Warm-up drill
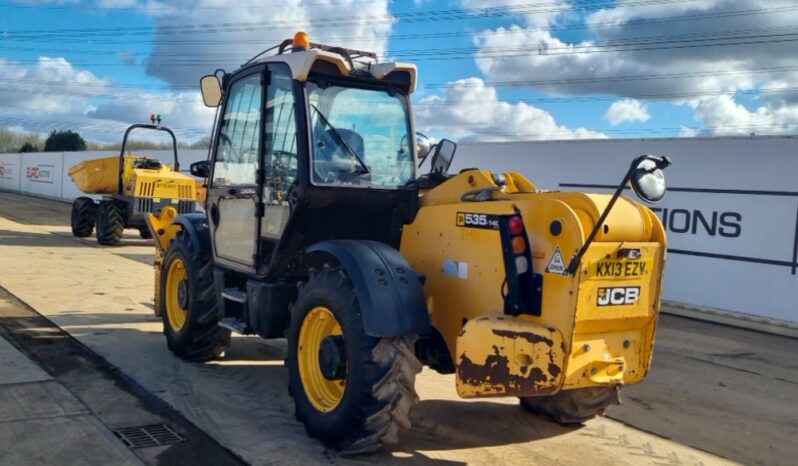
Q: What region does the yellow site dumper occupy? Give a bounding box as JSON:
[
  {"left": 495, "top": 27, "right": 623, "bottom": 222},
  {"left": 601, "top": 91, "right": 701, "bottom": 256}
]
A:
[{"left": 68, "top": 123, "right": 202, "bottom": 245}]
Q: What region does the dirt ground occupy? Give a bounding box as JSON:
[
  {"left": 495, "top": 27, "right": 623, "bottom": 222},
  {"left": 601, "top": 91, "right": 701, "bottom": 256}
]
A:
[{"left": 2, "top": 192, "right": 793, "bottom": 465}]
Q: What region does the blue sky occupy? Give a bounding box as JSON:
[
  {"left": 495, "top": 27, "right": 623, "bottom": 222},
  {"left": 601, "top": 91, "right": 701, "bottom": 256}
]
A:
[{"left": 1, "top": 0, "right": 797, "bottom": 144}]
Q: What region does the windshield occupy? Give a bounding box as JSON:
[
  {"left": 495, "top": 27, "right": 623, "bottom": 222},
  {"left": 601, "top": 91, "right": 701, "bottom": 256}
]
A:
[{"left": 307, "top": 82, "right": 414, "bottom": 187}]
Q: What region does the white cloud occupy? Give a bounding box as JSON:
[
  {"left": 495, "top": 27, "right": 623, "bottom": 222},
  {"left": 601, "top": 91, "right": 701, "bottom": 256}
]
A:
[
  {"left": 415, "top": 77, "right": 605, "bottom": 141},
  {"left": 463, "top": 0, "right": 798, "bottom": 135},
  {"left": 689, "top": 95, "right": 798, "bottom": 135},
  {"left": 0, "top": 56, "right": 215, "bottom": 144},
  {"left": 144, "top": 0, "right": 394, "bottom": 88},
  {"left": 87, "top": 91, "right": 214, "bottom": 136},
  {"left": 605, "top": 98, "right": 650, "bottom": 125},
  {"left": 0, "top": 57, "right": 109, "bottom": 114}
]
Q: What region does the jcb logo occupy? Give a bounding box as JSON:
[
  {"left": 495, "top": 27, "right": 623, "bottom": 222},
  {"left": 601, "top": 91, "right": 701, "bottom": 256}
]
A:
[
  {"left": 456, "top": 212, "right": 499, "bottom": 230},
  {"left": 597, "top": 287, "right": 640, "bottom": 306}
]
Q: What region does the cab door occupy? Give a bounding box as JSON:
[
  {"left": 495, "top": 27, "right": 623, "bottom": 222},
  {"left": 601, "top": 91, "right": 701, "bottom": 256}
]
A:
[{"left": 207, "top": 69, "right": 264, "bottom": 271}]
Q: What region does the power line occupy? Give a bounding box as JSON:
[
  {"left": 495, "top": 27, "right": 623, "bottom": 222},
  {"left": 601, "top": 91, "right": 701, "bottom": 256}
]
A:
[
  {"left": 0, "top": 0, "right": 696, "bottom": 39},
  {"left": 4, "top": 65, "right": 798, "bottom": 92},
  {"left": 4, "top": 83, "right": 798, "bottom": 106},
  {"left": 11, "top": 24, "right": 798, "bottom": 58}
]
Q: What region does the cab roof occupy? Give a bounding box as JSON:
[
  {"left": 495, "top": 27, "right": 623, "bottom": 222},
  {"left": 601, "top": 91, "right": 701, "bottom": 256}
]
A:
[{"left": 254, "top": 47, "right": 418, "bottom": 94}]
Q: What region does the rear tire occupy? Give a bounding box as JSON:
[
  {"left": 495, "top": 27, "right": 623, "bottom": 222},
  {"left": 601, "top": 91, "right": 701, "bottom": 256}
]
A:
[
  {"left": 96, "top": 200, "right": 125, "bottom": 245},
  {"left": 160, "top": 230, "right": 230, "bottom": 361},
  {"left": 70, "top": 197, "right": 96, "bottom": 237},
  {"left": 287, "top": 267, "right": 421, "bottom": 454},
  {"left": 520, "top": 386, "right": 620, "bottom": 424}
]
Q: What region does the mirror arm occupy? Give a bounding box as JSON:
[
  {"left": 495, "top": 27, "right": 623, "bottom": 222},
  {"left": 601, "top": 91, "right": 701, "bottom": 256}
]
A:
[{"left": 564, "top": 154, "right": 652, "bottom": 276}]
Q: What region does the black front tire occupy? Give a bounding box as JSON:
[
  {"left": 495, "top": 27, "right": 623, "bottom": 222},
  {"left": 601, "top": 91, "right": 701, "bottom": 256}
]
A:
[
  {"left": 520, "top": 387, "right": 620, "bottom": 424},
  {"left": 138, "top": 227, "right": 153, "bottom": 239},
  {"left": 161, "top": 230, "right": 230, "bottom": 361},
  {"left": 71, "top": 197, "right": 96, "bottom": 237},
  {"left": 96, "top": 200, "right": 125, "bottom": 245},
  {"left": 287, "top": 267, "right": 421, "bottom": 454}
]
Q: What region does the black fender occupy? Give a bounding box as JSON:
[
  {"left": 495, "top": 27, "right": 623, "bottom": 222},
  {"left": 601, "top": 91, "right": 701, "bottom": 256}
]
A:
[
  {"left": 306, "top": 240, "right": 430, "bottom": 338},
  {"left": 173, "top": 213, "right": 211, "bottom": 254}
]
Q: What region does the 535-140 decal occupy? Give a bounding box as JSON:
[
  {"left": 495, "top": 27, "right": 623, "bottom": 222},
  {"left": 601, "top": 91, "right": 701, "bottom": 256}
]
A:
[{"left": 456, "top": 212, "right": 500, "bottom": 230}]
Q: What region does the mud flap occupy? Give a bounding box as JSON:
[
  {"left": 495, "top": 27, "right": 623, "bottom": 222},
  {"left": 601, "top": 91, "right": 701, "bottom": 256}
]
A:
[{"left": 456, "top": 314, "right": 566, "bottom": 398}]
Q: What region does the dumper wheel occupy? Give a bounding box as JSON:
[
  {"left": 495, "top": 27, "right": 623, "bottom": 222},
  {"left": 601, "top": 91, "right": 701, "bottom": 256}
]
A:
[
  {"left": 161, "top": 230, "right": 230, "bottom": 361},
  {"left": 70, "top": 197, "right": 96, "bottom": 237},
  {"left": 138, "top": 227, "right": 152, "bottom": 239},
  {"left": 96, "top": 200, "right": 125, "bottom": 245},
  {"left": 520, "top": 387, "right": 620, "bottom": 424},
  {"left": 287, "top": 267, "right": 421, "bottom": 454}
]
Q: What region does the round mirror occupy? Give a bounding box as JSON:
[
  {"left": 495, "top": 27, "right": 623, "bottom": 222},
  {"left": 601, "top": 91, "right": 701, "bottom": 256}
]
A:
[
  {"left": 630, "top": 158, "right": 666, "bottom": 203},
  {"left": 415, "top": 132, "right": 433, "bottom": 160}
]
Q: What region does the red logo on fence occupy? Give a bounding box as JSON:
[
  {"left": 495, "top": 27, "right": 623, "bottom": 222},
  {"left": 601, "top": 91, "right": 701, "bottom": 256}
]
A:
[{"left": 26, "top": 167, "right": 40, "bottom": 179}]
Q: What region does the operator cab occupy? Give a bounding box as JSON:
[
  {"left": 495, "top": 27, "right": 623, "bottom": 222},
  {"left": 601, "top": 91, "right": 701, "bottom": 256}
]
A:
[{"left": 195, "top": 33, "right": 421, "bottom": 277}]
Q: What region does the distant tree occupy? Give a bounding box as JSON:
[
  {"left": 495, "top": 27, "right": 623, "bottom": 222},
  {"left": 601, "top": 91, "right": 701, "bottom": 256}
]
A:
[
  {"left": 19, "top": 142, "right": 39, "bottom": 153},
  {"left": 0, "top": 127, "right": 43, "bottom": 154},
  {"left": 44, "top": 130, "right": 87, "bottom": 152},
  {"left": 189, "top": 136, "right": 212, "bottom": 150}
]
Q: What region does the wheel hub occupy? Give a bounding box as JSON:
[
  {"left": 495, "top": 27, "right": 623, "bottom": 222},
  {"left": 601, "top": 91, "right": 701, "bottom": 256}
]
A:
[
  {"left": 318, "top": 335, "right": 346, "bottom": 380},
  {"left": 177, "top": 279, "right": 189, "bottom": 309}
]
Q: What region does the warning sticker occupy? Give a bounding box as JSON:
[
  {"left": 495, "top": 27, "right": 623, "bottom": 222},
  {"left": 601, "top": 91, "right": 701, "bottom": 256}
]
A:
[{"left": 545, "top": 246, "right": 567, "bottom": 275}]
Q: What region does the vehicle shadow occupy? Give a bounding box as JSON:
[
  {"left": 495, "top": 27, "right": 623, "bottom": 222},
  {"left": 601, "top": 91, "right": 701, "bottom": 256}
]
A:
[{"left": 29, "top": 313, "right": 582, "bottom": 465}]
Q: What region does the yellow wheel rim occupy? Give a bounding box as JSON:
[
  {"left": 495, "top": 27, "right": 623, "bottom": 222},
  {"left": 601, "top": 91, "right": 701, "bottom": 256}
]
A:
[
  {"left": 165, "top": 258, "right": 188, "bottom": 332},
  {"left": 298, "top": 306, "right": 346, "bottom": 412}
]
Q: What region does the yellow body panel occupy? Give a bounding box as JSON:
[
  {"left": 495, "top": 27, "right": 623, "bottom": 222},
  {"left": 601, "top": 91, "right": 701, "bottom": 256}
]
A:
[
  {"left": 148, "top": 206, "right": 181, "bottom": 317},
  {"left": 455, "top": 314, "right": 565, "bottom": 398},
  {"left": 69, "top": 155, "right": 198, "bottom": 202},
  {"left": 401, "top": 170, "right": 666, "bottom": 398},
  {"left": 68, "top": 156, "right": 124, "bottom": 194}
]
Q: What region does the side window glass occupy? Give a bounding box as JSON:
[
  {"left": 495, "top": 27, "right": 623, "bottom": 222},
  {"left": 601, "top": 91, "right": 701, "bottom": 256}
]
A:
[
  {"left": 264, "top": 66, "right": 298, "bottom": 202},
  {"left": 261, "top": 65, "right": 297, "bottom": 239},
  {"left": 213, "top": 73, "right": 261, "bottom": 186}
]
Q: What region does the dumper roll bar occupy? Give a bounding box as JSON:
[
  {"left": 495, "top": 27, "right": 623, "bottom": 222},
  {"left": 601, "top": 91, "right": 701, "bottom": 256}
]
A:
[{"left": 117, "top": 124, "right": 179, "bottom": 195}]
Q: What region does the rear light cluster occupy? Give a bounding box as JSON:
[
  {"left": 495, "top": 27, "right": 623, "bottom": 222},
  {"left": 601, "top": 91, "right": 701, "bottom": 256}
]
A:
[
  {"left": 500, "top": 211, "right": 541, "bottom": 316},
  {"left": 508, "top": 216, "right": 529, "bottom": 273}
]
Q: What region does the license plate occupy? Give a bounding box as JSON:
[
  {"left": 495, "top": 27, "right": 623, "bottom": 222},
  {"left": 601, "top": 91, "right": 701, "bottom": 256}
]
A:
[{"left": 588, "top": 259, "right": 652, "bottom": 280}]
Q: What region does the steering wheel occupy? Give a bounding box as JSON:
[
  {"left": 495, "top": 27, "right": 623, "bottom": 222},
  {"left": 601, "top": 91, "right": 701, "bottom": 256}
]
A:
[
  {"left": 268, "top": 150, "right": 298, "bottom": 180},
  {"left": 312, "top": 129, "right": 365, "bottom": 184}
]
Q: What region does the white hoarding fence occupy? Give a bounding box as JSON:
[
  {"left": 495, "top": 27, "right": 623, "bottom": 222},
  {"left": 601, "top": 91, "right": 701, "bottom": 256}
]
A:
[
  {"left": 0, "top": 137, "right": 796, "bottom": 330},
  {"left": 0, "top": 149, "right": 207, "bottom": 201}
]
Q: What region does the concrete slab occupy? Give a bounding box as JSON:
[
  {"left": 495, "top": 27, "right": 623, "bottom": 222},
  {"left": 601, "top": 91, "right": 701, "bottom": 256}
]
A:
[
  {"left": 0, "top": 414, "right": 143, "bottom": 466},
  {"left": 0, "top": 380, "right": 87, "bottom": 423},
  {"left": 0, "top": 193, "right": 734, "bottom": 465},
  {"left": 0, "top": 337, "right": 51, "bottom": 386}
]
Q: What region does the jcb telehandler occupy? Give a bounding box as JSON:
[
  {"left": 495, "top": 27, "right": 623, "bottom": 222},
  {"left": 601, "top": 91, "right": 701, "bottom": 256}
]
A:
[
  {"left": 69, "top": 120, "right": 201, "bottom": 245},
  {"left": 147, "top": 32, "right": 671, "bottom": 453}
]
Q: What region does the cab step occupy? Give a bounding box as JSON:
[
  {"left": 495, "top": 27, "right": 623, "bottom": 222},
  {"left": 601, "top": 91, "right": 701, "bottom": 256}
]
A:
[
  {"left": 218, "top": 317, "right": 248, "bottom": 334},
  {"left": 221, "top": 287, "right": 247, "bottom": 303}
]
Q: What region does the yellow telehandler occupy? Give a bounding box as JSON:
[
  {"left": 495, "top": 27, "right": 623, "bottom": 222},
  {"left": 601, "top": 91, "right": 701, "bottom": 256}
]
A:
[{"left": 147, "top": 32, "right": 670, "bottom": 453}]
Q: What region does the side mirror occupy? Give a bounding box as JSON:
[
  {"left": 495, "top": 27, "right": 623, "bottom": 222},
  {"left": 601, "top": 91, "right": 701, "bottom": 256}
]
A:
[
  {"left": 416, "top": 132, "right": 433, "bottom": 160},
  {"left": 190, "top": 160, "right": 210, "bottom": 178},
  {"left": 200, "top": 75, "right": 222, "bottom": 107},
  {"left": 430, "top": 138, "right": 457, "bottom": 175},
  {"left": 564, "top": 154, "right": 671, "bottom": 275},
  {"left": 630, "top": 156, "right": 670, "bottom": 203}
]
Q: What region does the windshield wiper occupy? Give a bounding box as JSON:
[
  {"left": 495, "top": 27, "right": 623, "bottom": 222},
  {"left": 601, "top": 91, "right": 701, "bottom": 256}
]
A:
[{"left": 311, "top": 104, "right": 370, "bottom": 175}]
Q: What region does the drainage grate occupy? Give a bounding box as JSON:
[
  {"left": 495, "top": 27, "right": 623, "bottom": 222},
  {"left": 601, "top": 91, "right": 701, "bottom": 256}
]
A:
[{"left": 114, "top": 424, "right": 185, "bottom": 449}]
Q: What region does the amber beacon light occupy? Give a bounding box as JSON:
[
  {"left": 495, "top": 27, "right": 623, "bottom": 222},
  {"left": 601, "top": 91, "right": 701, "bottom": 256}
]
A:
[{"left": 292, "top": 32, "right": 310, "bottom": 51}]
